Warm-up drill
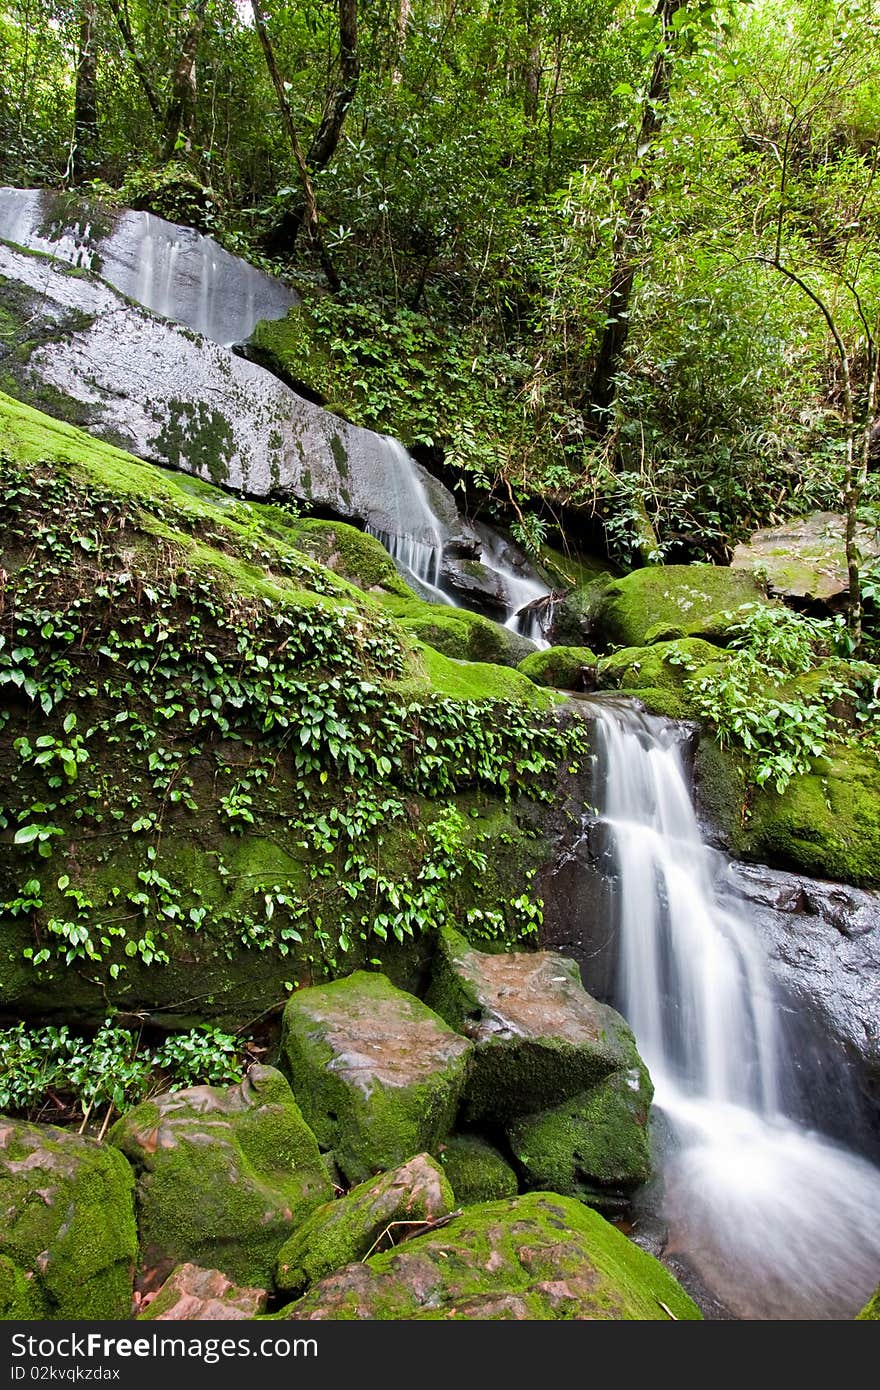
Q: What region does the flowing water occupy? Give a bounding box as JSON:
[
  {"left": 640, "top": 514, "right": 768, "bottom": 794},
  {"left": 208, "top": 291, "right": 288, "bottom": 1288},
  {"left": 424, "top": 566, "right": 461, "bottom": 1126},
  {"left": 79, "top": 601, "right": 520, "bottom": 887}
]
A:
[
  {"left": 591, "top": 699, "right": 880, "bottom": 1319},
  {"left": 365, "top": 437, "right": 453, "bottom": 605}
]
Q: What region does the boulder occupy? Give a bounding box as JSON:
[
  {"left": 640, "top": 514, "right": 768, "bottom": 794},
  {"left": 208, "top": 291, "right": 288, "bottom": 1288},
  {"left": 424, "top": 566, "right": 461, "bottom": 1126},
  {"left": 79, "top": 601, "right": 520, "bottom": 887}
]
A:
[
  {"left": 0, "top": 240, "right": 469, "bottom": 549},
  {"left": 0, "top": 185, "right": 297, "bottom": 345},
  {"left": 731, "top": 512, "right": 880, "bottom": 610},
  {"left": 0, "top": 1117, "right": 136, "bottom": 1319},
  {"left": 425, "top": 927, "right": 645, "bottom": 1122},
  {"left": 137, "top": 1263, "right": 267, "bottom": 1320},
  {"left": 507, "top": 1069, "right": 653, "bottom": 1213},
  {"left": 278, "top": 972, "right": 472, "bottom": 1183},
  {"left": 435, "top": 1135, "right": 519, "bottom": 1205},
  {"left": 381, "top": 594, "right": 535, "bottom": 667},
  {"left": 277, "top": 1191, "right": 701, "bottom": 1320},
  {"left": 109, "top": 1065, "right": 331, "bottom": 1292},
  {"left": 591, "top": 563, "right": 765, "bottom": 649},
  {"left": 275, "top": 1153, "right": 454, "bottom": 1295},
  {"left": 518, "top": 645, "right": 599, "bottom": 690}
]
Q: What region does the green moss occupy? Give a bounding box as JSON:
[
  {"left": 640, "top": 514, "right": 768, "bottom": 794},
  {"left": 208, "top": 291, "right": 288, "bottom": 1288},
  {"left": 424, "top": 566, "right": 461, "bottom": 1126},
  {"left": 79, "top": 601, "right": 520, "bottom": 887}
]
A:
[
  {"left": 276, "top": 1191, "right": 701, "bottom": 1320},
  {"left": 150, "top": 399, "right": 234, "bottom": 486},
  {"left": 592, "top": 563, "right": 767, "bottom": 649},
  {"left": 0, "top": 1253, "right": 46, "bottom": 1319},
  {"left": 415, "top": 642, "right": 557, "bottom": 704},
  {"left": 283, "top": 517, "right": 411, "bottom": 595},
  {"left": 278, "top": 972, "right": 472, "bottom": 1183},
  {"left": 0, "top": 1119, "right": 137, "bottom": 1319},
  {"left": 109, "top": 1066, "right": 330, "bottom": 1291},
  {"left": 518, "top": 645, "right": 598, "bottom": 690},
  {"left": 857, "top": 1285, "right": 880, "bottom": 1319},
  {"left": 249, "top": 305, "right": 340, "bottom": 405},
  {"left": 507, "top": 1068, "right": 653, "bottom": 1214},
  {"left": 597, "top": 637, "right": 733, "bottom": 719},
  {"left": 382, "top": 593, "right": 534, "bottom": 668},
  {"left": 275, "top": 1154, "right": 455, "bottom": 1295},
  {"left": 745, "top": 746, "right": 880, "bottom": 887},
  {"left": 436, "top": 1135, "right": 519, "bottom": 1205}
]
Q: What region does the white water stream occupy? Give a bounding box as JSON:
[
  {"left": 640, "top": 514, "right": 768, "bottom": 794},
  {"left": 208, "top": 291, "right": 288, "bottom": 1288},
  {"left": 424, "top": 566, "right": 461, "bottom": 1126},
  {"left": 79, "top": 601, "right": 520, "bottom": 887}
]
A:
[{"left": 592, "top": 700, "right": 880, "bottom": 1319}]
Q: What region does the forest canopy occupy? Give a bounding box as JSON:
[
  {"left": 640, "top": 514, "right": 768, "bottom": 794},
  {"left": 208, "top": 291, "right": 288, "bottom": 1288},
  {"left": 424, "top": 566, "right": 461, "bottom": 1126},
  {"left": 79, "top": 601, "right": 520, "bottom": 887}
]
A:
[{"left": 1, "top": 0, "right": 879, "bottom": 608}]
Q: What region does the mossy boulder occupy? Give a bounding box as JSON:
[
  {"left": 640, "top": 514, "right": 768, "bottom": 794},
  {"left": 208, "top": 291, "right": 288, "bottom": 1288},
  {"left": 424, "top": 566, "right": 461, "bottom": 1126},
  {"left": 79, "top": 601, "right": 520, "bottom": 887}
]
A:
[
  {"left": 597, "top": 637, "right": 733, "bottom": 720},
  {"left": 518, "top": 645, "right": 598, "bottom": 690},
  {"left": 507, "top": 1068, "right": 653, "bottom": 1213},
  {"left": 857, "top": 1285, "right": 880, "bottom": 1319},
  {"left": 425, "top": 927, "right": 644, "bottom": 1123},
  {"left": 592, "top": 564, "right": 766, "bottom": 649},
  {"left": 109, "top": 1065, "right": 331, "bottom": 1293},
  {"left": 745, "top": 747, "right": 880, "bottom": 888},
  {"left": 276, "top": 1191, "right": 701, "bottom": 1320},
  {"left": 731, "top": 512, "right": 880, "bottom": 610},
  {"left": 276, "top": 1152, "right": 455, "bottom": 1296},
  {"left": 278, "top": 972, "right": 472, "bottom": 1183},
  {"left": 435, "top": 1135, "right": 519, "bottom": 1205},
  {"left": 0, "top": 1116, "right": 137, "bottom": 1319},
  {"left": 381, "top": 593, "right": 535, "bottom": 667},
  {"left": 137, "top": 1263, "right": 268, "bottom": 1320}
]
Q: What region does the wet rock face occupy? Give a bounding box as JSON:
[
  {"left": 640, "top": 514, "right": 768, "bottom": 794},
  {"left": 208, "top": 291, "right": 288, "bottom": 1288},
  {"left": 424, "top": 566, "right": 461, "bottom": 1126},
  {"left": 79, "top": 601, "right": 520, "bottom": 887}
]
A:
[
  {"left": 731, "top": 512, "right": 880, "bottom": 610},
  {"left": 723, "top": 861, "right": 880, "bottom": 1149},
  {"left": 278, "top": 972, "right": 472, "bottom": 1184},
  {"left": 0, "top": 241, "right": 472, "bottom": 549},
  {"left": 109, "top": 1065, "right": 331, "bottom": 1293},
  {"left": 0, "top": 186, "right": 297, "bottom": 345},
  {"left": 0, "top": 1117, "right": 137, "bottom": 1319},
  {"left": 137, "top": 1263, "right": 268, "bottom": 1321},
  {"left": 277, "top": 1192, "right": 702, "bottom": 1320},
  {"left": 275, "top": 1153, "right": 455, "bottom": 1296}
]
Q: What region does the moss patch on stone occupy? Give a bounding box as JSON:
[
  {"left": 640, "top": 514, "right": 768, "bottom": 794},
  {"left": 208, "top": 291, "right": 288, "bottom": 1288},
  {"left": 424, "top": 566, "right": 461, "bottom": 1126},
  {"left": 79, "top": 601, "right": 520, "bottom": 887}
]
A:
[
  {"left": 0, "top": 1118, "right": 137, "bottom": 1319},
  {"left": 857, "top": 1285, "right": 880, "bottom": 1319},
  {"left": 109, "top": 1066, "right": 331, "bottom": 1293},
  {"left": 507, "top": 1068, "right": 653, "bottom": 1214},
  {"left": 745, "top": 746, "right": 880, "bottom": 888},
  {"left": 435, "top": 1135, "right": 519, "bottom": 1205},
  {"left": 276, "top": 1191, "right": 701, "bottom": 1320},
  {"left": 592, "top": 563, "right": 766, "bottom": 649},
  {"left": 518, "top": 645, "right": 598, "bottom": 690},
  {"left": 278, "top": 972, "right": 472, "bottom": 1183},
  {"left": 382, "top": 593, "right": 535, "bottom": 668}
]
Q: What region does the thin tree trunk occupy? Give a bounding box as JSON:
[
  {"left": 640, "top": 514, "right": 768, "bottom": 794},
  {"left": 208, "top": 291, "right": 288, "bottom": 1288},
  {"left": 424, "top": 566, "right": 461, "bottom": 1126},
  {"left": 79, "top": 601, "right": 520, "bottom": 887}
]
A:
[
  {"left": 589, "top": 0, "right": 685, "bottom": 423},
  {"left": 162, "top": 0, "right": 209, "bottom": 162},
  {"left": 392, "top": 0, "right": 410, "bottom": 84},
  {"left": 251, "top": 0, "right": 340, "bottom": 289},
  {"left": 264, "top": 0, "right": 359, "bottom": 257},
  {"left": 105, "top": 0, "right": 162, "bottom": 119},
  {"left": 72, "top": 0, "right": 99, "bottom": 184}
]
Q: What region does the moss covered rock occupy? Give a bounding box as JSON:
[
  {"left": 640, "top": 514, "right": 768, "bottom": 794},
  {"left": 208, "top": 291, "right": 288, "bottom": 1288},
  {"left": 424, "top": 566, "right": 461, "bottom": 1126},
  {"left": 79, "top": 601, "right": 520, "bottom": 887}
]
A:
[
  {"left": 137, "top": 1263, "right": 268, "bottom": 1320},
  {"left": 857, "top": 1285, "right": 880, "bottom": 1319},
  {"left": 518, "top": 645, "right": 598, "bottom": 690},
  {"left": 435, "top": 1135, "right": 519, "bottom": 1205},
  {"left": 276, "top": 1191, "right": 701, "bottom": 1320},
  {"left": 507, "top": 1068, "right": 653, "bottom": 1213},
  {"left": 109, "top": 1065, "right": 330, "bottom": 1293},
  {"left": 597, "top": 637, "right": 733, "bottom": 720},
  {"left": 0, "top": 1116, "right": 137, "bottom": 1319},
  {"left": 278, "top": 972, "right": 472, "bottom": 1183},
  {"left": 592, "top": 564, "right": 765, "bottom": 649},
  {"left": 276, "top": 1152, "right": 454, "bottom": 1296},
  {"left": 426, "top": 927, "right": 644, "bottom": 1123},
  {"left": 745, "top": 747, "right": 880, "bottom": 888},
  {"left": 381, "top": 593, "right": 535, "bottom": 667}
]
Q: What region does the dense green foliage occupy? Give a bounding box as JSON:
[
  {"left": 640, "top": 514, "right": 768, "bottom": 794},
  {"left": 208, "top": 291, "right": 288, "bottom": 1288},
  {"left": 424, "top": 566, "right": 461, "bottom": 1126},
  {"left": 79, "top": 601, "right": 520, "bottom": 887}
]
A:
[{"left": 1, "top": 0, "right": 879, "bottom": 564}]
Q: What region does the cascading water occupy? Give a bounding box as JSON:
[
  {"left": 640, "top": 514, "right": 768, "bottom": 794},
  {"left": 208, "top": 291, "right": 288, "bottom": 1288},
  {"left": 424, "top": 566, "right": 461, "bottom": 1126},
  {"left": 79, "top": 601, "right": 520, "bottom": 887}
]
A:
[
  {"left": 591, "top": 698, "right": 880, "bottom": 1319},
  {"left": 365, "top": 437, "right": 453, "bottom": 606},
  {"left": 475, "top": 524, "right": 552, "bottom": 648}
]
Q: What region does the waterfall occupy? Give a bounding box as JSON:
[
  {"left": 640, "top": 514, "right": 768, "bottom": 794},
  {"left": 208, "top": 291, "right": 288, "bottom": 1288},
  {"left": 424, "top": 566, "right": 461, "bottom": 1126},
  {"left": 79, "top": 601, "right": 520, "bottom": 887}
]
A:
[
  {"left": 591, "top": 698, "right": 880, "bottom": 1319},
  {"left": 365, "top": 437, "right": 453, "bottom": 605},
  {"left": 476, "top": 523, "right": 552, "bottom": 648}
]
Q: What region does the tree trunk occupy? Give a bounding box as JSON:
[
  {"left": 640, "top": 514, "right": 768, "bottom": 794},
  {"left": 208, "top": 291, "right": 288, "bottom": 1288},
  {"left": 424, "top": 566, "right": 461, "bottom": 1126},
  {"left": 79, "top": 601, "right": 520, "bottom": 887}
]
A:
[
  {"left": 263, "top": 0, "right": 359, "bottom": 258},
  {"left": 106, "top": 0, "right": 162, "bottom": 120},
  {"left": 72, "top": 0, "right": 99, "bottom": 184},
  {"left": 392, "top": 0, "right": 411, "bottom": 84},
  {"left": 162, "top": 0, "right": 209, "bottom": 162},
  {"left": 251, "top": 0, "right": 339, "bottom": 289},
  {"left": 589, "top": 0, "right": 685, "bottom": 424}
]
